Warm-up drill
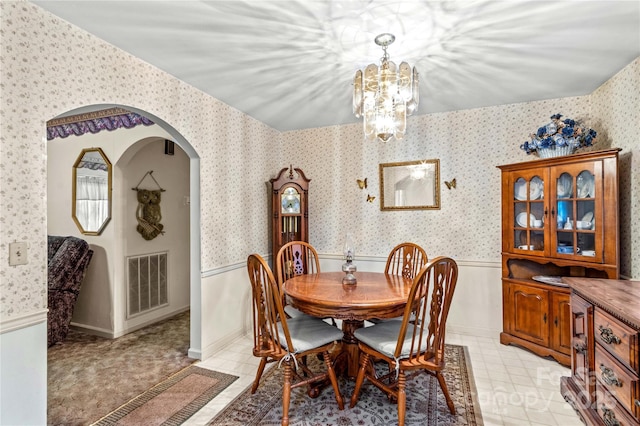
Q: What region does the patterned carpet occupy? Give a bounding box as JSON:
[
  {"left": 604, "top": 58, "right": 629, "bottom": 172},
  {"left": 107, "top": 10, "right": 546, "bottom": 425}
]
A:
[
  {"left": 209, "top": 344, "right": 483, "bottom": 425},
  {"left": 48, "top": 311, "right": 194, "bottom": 426}
]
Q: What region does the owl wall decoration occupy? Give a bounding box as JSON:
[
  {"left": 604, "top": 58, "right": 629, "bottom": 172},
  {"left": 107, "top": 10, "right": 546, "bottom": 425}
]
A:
[{"left": 132, "top": 170, "right": 166, "bottom": 240}]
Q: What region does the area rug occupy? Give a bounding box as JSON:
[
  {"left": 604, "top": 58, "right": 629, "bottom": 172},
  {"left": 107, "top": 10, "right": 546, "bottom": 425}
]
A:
[
  {"left": 48, "top": 311, "right": 195, "bottom": 425},
  {"left": 209, "top": 344, "right": 483, "bottom": 425},
  {"left": 94, "top": 365, "right": 238, "bottom": 426}
]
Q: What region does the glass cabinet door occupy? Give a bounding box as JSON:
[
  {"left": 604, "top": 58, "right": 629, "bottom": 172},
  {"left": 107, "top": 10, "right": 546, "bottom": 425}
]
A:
[
  {"left": 551, "top": 163, "right": 601, "bottom": 261},
  {"left": 512, "top": 172, "right": 546, "bottom": 253}
]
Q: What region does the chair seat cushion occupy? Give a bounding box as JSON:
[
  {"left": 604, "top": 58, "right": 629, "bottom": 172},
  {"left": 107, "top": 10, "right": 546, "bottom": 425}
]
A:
[
  {"left": 354, "top": 320, "right": 427, "bottom": 359},
  {"left": 284, "top": 305, "right": 308, "bottom": 318},
  {"left": 278, "top": 315, "right": 342, "bottom": 353}
]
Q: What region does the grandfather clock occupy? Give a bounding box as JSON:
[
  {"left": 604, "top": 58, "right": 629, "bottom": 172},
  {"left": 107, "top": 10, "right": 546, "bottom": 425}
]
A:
[{"left": 270, "top": 165, "right": 310, "bottom": 257}]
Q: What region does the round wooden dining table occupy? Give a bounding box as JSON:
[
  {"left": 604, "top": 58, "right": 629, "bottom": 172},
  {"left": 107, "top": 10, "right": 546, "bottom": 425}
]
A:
[{"left": 283, "top": 271, "right": 413, "bottom": 378}]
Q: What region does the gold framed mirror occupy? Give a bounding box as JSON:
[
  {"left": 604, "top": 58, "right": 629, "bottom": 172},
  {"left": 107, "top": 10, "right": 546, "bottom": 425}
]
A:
[
  {"left": 379, "top": 159, "right": 440, "bottom": 210},
  {"left": 72, "top": 147, "right": 112, "bottom": 235}
]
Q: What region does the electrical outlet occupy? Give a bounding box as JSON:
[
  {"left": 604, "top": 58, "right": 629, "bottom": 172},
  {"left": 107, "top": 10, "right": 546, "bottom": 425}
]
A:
[{"left": 9, "top": 242, "right": 28, "bottom": 266}]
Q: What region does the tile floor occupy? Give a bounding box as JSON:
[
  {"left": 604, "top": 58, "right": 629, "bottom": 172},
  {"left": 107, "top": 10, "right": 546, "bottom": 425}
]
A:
[{"left": 184, "top": 330, "right": 584, "bottom": 426}]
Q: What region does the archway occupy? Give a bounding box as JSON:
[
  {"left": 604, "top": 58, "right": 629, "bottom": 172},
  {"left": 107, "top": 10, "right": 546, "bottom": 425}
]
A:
[{"left": 46, "top": 103, "right": 202, "bottom": 357}]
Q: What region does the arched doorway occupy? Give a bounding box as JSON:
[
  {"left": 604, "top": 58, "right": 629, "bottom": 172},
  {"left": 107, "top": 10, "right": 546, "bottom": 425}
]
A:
[{"left": 45, "top": 104, "right": 202, "bottom": 356}]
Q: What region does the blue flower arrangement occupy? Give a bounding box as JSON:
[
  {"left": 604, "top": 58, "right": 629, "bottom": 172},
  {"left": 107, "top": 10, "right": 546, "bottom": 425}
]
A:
[{"left": 520, "top": 113, "right": 597, "bottom": 156}]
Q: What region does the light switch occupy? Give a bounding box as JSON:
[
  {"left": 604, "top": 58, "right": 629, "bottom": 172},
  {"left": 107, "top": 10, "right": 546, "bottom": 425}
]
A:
[{"left": 9, "top": 242, "right": 28, "bottom": 266}]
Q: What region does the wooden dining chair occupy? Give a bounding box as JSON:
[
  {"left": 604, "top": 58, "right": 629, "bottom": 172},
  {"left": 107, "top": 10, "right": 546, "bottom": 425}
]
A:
[
  {"left": 370, "top": 242, "right": 428, "bottom": 324},
  {"left": 275, "top": 241, "right": 321, "bottom": 319},
  {"left": 349, "top": 256, "right": 459, "bottom": 426},
  {"left": 385, "top": 242, "right": 428, "bottom": 279},
  {"left": 247, "top": 254, "right": 344, "bottom": 425}
]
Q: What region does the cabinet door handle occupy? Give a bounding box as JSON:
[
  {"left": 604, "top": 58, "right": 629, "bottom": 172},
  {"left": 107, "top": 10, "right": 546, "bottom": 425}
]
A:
[
  {"left": 551, "top": 207, "right": 555, "bottom": 217},
  {"left": 554, "top": 316, "right": 558, "bottom": 327},
  {"left": 544, "top": 208, "right": 548, "bottom": 217},
  {"left": 598, "top": 325, "right": 621, "bottom": 345},
  {"left": 600, "top": 406, "right": 621, "bottom": 426},
  {"left": 600, "top": 364, "right": 623, "bottom": 387},
  {"left": 543, "top": 313, "right": 547, "bottom": 323}
]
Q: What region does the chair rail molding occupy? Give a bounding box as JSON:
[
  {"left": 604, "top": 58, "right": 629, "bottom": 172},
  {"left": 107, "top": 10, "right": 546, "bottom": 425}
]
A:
[{"left": 0, "top": 309, "right": 48, "bottom": 334}]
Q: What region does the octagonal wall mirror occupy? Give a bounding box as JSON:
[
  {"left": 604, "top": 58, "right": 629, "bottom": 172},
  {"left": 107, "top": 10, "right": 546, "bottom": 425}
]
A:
[
  {"left": 379, "top": 159, "right": 440, "bottom": 210},
  {"left": 72, "top": 147, "right": 112, "bottom": 235}
]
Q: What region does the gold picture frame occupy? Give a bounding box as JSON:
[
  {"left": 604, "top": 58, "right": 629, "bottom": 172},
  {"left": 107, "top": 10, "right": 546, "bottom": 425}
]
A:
[
  {"left": 379, "top": 159, "right": 440, "bottom": 210},
  {"left": 72, "top": 147, "right": 112, "bottom": 235}
]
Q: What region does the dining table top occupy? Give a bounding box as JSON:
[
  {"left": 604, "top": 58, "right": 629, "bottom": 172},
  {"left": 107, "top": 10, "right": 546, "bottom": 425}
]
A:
[{"left": 283, "top": 271, "right": 414, "bottom": 321}]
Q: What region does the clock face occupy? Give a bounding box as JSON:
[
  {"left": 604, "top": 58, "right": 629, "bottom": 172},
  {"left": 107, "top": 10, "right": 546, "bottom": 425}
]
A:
[{"left": 281, "top": 187, "right": 301, "bottom": 214}]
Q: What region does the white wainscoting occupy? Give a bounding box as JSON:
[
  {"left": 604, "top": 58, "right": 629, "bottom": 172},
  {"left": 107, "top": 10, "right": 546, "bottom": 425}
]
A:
[
  {"left": 319, "top": 254, "right": 503, "bottom": 338},
  {"left": 198, "top": 254, "right": 502, "bottom": 361},
  {"left": 199, "top": 259, "right": 256, "bottom": 360},
  {"left": 0, "top": 318, "right": 47, "bottom": 426}
]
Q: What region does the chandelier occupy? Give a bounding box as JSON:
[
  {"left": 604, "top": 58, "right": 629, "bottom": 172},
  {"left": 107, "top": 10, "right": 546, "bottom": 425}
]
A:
[{"left": 353, "top": 33, "right": 419, "bottom": 142}]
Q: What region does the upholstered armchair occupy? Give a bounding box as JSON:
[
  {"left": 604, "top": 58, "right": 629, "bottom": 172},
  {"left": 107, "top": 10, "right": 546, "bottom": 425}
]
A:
[{"left": 47, "top": 236, "right": 93, "bottom": 347}]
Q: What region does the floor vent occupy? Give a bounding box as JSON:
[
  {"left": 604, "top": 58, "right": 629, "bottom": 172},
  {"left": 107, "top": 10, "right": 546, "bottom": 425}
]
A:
[{"left": 127, "top": 252, "right": 168, "bottom": 317}]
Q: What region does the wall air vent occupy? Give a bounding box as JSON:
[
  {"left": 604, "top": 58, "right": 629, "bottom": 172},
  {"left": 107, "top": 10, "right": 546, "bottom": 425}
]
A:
[{"left": 127, "top": 252, "right": 168, "bottom": 317}]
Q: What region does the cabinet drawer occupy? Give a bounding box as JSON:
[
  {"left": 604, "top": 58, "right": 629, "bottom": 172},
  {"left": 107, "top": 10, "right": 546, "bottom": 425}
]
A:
[
  {"left": 595, "top": 344, "right": 640, "bottom": 419},
  {"left": 596, "top": 382, "right": 639, "bottom": 426},
  {"left": 571, "top": 293, "right": 594, "bottom": 399},
  {"left": 595, "top": 308, "right": 640, "bottom": 375}
]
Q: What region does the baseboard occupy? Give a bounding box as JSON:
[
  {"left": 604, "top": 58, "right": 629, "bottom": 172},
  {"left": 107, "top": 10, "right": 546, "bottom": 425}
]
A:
[
  {"left": 188, "top": 347, "right": 202, "bottom": 359},
  {"left": 119, "top": 306, "right": 190, "bottom": 338},
  {"left": 199, "top": 327, "right": 245, "bottom": 360},
  {"left": 70, "top": 307, "right": 190, "bottom": 339},
  {"left": 69, "top": 322, "right": 114, "bottom": 338}
]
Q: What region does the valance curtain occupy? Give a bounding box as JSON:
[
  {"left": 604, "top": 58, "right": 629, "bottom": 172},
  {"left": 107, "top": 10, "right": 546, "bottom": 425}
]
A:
[{"left": 47, "top": 110, "right": 154, "bottom": 140}]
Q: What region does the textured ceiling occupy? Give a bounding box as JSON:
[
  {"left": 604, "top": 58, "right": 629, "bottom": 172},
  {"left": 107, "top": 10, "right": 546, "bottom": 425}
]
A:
[{"left": 33, "top": 1, "right": 640, "bottom": 132}]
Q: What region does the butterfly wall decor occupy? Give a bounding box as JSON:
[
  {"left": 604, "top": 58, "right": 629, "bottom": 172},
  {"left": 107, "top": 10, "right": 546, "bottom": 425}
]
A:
[
  {"left": 357, "top": 178, "right": 367, "bottom": 190},
  {"left": 444, "top": 178, "right": 457, "bottom": 190},
  {"left": 366, "top": 194, "right": 375, "bottom": 203}
]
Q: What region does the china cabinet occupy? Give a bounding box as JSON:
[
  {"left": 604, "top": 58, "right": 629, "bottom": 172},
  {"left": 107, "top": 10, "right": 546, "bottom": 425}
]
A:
[
  {"left": 498, "top": 149, "right": 620, "bottom": 366},
  {"left": 560, "top": 277, "right": 640, "bottom": 426},
  {"left": 270, "top": 166, "right": 310, "bottom": 257}
]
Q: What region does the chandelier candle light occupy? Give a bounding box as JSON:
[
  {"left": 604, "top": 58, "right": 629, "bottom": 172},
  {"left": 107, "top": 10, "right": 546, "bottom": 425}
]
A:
[{"left": 353, "top": 33, "right": 419, "bottom": 142}]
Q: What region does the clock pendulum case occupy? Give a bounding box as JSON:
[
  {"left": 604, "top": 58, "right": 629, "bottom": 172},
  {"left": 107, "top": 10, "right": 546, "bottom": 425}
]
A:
[{"left": 270, "top": 165, "right": 310, "bottom": 257}]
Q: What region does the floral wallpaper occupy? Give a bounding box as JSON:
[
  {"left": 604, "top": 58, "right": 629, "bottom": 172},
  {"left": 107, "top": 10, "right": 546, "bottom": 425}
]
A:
[
  {"left": 283, "top": 97, "right": 591, "bottom": 259},
  {"left": 0, "top": 1, "right": 638, "bottom": 322},
  {"left": 283, "top": 58, "right": 639, "bottom": 279},
  {"left": 590, "top": 58, "right": 640, "bottom": 278},
  {"left": 0, "top": 1, "right": 279, "bottom": 320}
]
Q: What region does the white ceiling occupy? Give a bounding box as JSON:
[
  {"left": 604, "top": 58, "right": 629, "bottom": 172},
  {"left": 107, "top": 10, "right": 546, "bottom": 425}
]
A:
[{"left": 33, "top": 1, "right": 640, "bottom": 132}]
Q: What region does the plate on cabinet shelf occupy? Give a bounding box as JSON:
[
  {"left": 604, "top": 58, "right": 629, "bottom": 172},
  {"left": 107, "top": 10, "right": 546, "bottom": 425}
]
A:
[
  {"left": 530, "top": 177, "right": 543, "bottom": 200},
  {"left": 516, "top": 212, "right": 535, "bottom": 228},
  {"left": 514, "top": 177, "right": 543, "bottom": 201},
  {"left": 532, "top": 276, "right": 568, "bottom": 287},
  {"left": 577, "top": 173, "right": 595, "bottom": 198},
  {"left": 581, "top": 211, "right": 594, "bottom": 223},
  {"left": 557, "top": 174, "right": 573, "bottom": 198}
]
